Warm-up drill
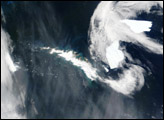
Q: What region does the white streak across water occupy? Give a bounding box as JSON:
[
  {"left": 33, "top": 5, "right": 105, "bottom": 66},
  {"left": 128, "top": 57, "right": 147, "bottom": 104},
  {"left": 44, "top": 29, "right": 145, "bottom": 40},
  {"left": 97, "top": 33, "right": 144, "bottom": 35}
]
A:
[{"left": 41, "top": 47, "right": 99, "bottom": 81}]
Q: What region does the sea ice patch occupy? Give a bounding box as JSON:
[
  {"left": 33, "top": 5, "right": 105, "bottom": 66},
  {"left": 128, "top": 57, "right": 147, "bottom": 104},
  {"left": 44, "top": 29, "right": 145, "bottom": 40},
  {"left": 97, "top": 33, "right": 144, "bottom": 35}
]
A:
[
  {"left": 106, "top": 41, "right": 124, "bottom": 69},
  {"left": 121, "top": 20, "right": 152, "bottom": 33}
]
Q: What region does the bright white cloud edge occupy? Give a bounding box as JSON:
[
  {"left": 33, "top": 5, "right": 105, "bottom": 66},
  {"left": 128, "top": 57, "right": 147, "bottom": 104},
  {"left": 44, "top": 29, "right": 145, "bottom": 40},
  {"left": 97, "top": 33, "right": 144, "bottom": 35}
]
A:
[
  {"left": 1, "top": 28, "right": 26, "bottom": 119},
  {"left": 87, "top": 1, "right": 163, "bottom": 96}
]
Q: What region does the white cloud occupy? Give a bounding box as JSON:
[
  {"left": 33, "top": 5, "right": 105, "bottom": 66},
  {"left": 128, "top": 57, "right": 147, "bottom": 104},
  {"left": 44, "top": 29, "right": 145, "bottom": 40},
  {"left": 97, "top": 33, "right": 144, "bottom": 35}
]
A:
[
  {"left": 88, "top": 1, "right": 163, "bottom": 96},
  {"left": 89, "top": 1, "right": 163, "bottom": 65},
  {"left": 1, "top": 7, "right": 6, "bottom": 23},
  {"left": 1, "top": 28, "right": 26, "bottom": 119},
  {"left": 36, "top": 1, "right": 164, "bottom": 97},
  {"left": 104, "top": 65, "right": 145, "bottom": 96},
  {"left": 5, "top": 53, "right": 19, "bottom": 72}
]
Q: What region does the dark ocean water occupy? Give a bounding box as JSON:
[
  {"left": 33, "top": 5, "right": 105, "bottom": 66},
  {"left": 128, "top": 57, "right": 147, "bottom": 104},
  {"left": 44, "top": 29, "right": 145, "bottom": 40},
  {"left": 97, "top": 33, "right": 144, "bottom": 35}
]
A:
[{"left": 1, "top": 1, "right": 163, "bottom": 119}]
